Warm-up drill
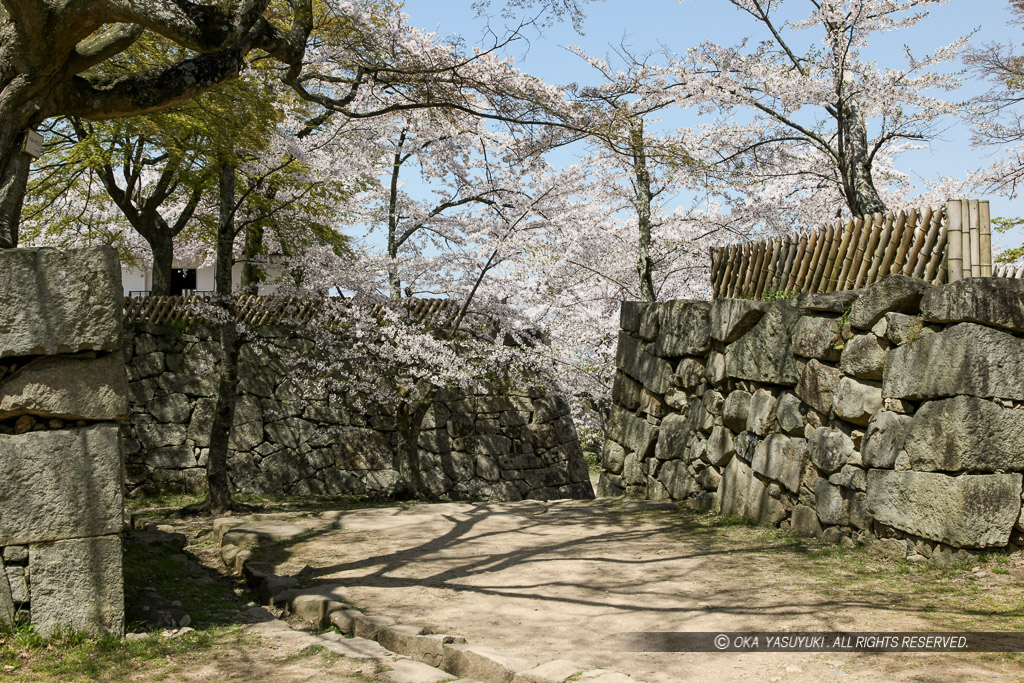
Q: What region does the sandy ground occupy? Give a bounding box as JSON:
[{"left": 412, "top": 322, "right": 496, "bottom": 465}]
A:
[{"left": 233, "top": 498, "right": 1024, "bottom": 683}]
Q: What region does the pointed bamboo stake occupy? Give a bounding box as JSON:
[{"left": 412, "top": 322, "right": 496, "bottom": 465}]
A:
[
  {"left": 810, "top": 224, "right": 834, "bottom": 292},
  {"left": 802, "top": 229, "right": 825, "bottom": 292},
  {"left": 836, "top": 217, "right": 864, "bottom": 289},
  {"left": 773, "top": 236, "right": 788, "bottom": 291},
  {"left": 903, "top": 206, "right": 931, "bottom": 276},
  {"left": 848, "top": 213, "right": 873, "bottom": 288},
  {"left": 741, "top": 242, "right": 758, "bottom": 297},
  {"left": 751, "top": 240, "right": 769, "bottom": 299},
  {"left": 729, "top": 245, "right": 745, "bottom": 298},
  {"left": 759, "top": 238, "right": 778, "bottom": 297},
  {"left": 959, "top": 200, "right": 972, "bottom": 278},
  {"left": 980, "top": 200, "right": 992, "bottom": 276},
  {"left": 891, "top": 208, "right": 917, "bottom": 275},
  {"left": 924, "top": 210, "right": 948, "bottom": 284},
  {"left": 911, "top": 206, "right": 939, "bottom": 278},
  {"left": 787, "top": 234, "right": 808, "bottom": 292},
  {"left": 854, "top": 213, "right": 882, "bottom": 288},
  {"left": 866, "top": 212, "right": 894, "bottom": 285},
  {"left": 796, "top": 231, "right": 818, "bottom": 292},
  {"left": 780, "top": 235, "right": 798, "bottom": 293},
  {"left": 946, "top": 199, "right": 963, "bottom": 282},
  {"left": 879, "top": 210, "right": 907, "bottom": 277},
  {"left": 827, "top": 219, "right": 854, "bottom": 291},
  {"left": 818, "top": 220, "right": 841, "bottom": 290},
  {"left": 969, "top": 199, "right": 982, "bottom": 277}
]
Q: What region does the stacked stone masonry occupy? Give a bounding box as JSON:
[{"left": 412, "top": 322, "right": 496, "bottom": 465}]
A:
[
  {"left": 0, "top": 247, "right": 127, "bottom": 636},
  {"left": 122, "top": 324, "right": 593, "bottom": 503},
  {"left": 601, "top": 275, "right": 1024, "bottom": 559}
]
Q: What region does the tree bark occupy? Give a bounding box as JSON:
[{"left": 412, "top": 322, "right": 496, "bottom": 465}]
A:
[
  {"left": 206, "top": 161, "right": 240, "bottom": 514},
  {"left": 394, "top": 398, "right": 434, "bottom": 499},
  {"left": 240, "top": 222, "right": 265, "bottom": 295},
  {"left": 629, "top": 119, "right": 657, "bottom": 302},
  {"left": 0, "top": 139, "right": 29, "bottom": 249},
  {"left": 837, "top": 99, "right": 886, "bottom": 217},
  {"left": 148, "top": 231, "right": 174, "bottom": 296}
]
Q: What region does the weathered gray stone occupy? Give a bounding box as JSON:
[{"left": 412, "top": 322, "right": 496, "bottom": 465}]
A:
[
  {"left": 866, "top": 470, "right": 1023, "bottom": 548},
  {"left": 848, "top": 275, "right": 931, "bottom": 329},
  {"left": 795, "top": 359, "right": 841, "bottom": 415},
  {"left": 722, "top": 390, "right": 751, "bottom": 433},
  {"left": 687, "top": 396, "right": 714, "bottom": 433},
  {"left": 615, "top": 332, "right": 673, "bottom": 395},
  {"left": 30, "top": 535, "right": 124, "bottom": 636},
  {"left": 734, "top": 430, "right": 758, "bottom": 464},
  {"left": 904, "top": 396, "right": 1024, "bottom": 472},
  {"left": 137, "top": 422, "right": 187, "bottom": 449},
  {"left": 0, "top": 248, "right": 122, "bottom": 358},
  {"left": 717, "top": 457, "right": 786, "bottom": 525},
  {"left": 601, "top": 441, "right": 626, "bottom": 474},
  {"left": 0, "top": 425, "right": 123, "bottom": 546},
  {"left": 814, "top": 477, "right": 848, "bottom": 525},
  {"left": 790, "top": 504, "right": 822, "bottom": 538},
  {"left": 611, "top": 371, "right": 642, "bottom": 412},
  {"left": 639, "top": 389, "right": 666, "bottom": 418},
  {"left": 791, "top": 316, "right": 842, "bottom": 361},
  {"left": 659, "top": 459, "right": 699, "bottom": 500},
  {"left": 6, "top": 566, "right": 27, "bottom": 603},
  {"left": 884, "top": 312, "right": 925, "bottom": 346},
  {"left": 745, "top": 389, "right": 776, "bottom": 436},
  {"left": 776, "top": 392, "right": 805, "bottom": 435},
  {"left": 146, "top": 392, "right": 192, "bottom": 424},
  {"left": 703, "top": 389, "right": 725, "bottom": 416},
  {"left": 861, "top": 410, "right": 911, "bottom": 469},
  {"left": 793, "top": 289, "right": 859, "bottom": 313},
  {"left": 698, "top": 466, "right": 722, "bottom": 492},
  {"left": 673, "top": 358, "right": 706, "bottom": 390},
  {"left": 623, "top": 452, "right": 646, "bottom": 486},
  {"left": 832, "top": 377, "right": 882, "bottom": 426},
  {"left": 0, "top": 561, "right": 13, "bottom": 627},
  {"left": 619, "top": 301, "right": 652, "bottom": 334},
  {"left": 654, "top": 412, "right": 689, "bottom": 461},
  {"left": 443, "top": 643, "right": 537, "bottom": 683},
  {"left": 705, "top": 425, "right": 735, "bottom": 467},
  {"left": 750, "top": 434, "right": 807, "bottom": 493},
  {"left": 808, "top": 427, "right": 854, "bottom": 475},
  {"left": 656, "top": 300, "right": 712, "bottom": 356},
  {"left": 839, "top": 334, "right": 888, "bottom": 381},
  {"left": 706, "top": 351, "right": 727, "bottom": 385},
  {"left": 2, "top": 546, "right": 27, "bottom": 563},
  {"left": 664, "top": 389, "right": 687, "bottom": 411},
  {"left": 725, "top": 301, "right": 802, "bottom": 385},
  {"left": 829, "top": 464, "right": 867, "bottom": 491},
  {"left": 921, "top": 277, "right": 1024, "bottom": 333},
  {"left": 710, "top": 298, "right": 770, "bottom": 342},
  {"left": 0, "top": 353, "right": 128, "bottom": 420},
  {"left": 883, "top": 323, "right": 1024, "bottom": 401},
  {"left": 607, "top": 406, "right": 658, "bottom": 459},
  {"left": 597, "top": 472, "right": 624, "bottom": 497}
]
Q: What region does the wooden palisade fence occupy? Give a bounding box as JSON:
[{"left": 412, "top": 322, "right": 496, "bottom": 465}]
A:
[{"left": 709, "top": 199, "right": 1021, "bottom": 300}]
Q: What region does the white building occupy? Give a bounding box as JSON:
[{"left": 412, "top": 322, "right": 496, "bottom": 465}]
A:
[{"left": 121, "top": 261, "right": 285, "bottom": 297}]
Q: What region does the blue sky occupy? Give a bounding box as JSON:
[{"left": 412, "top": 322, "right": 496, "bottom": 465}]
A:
[{"left": 397, "top": 0, "right": 1024, "bottom": 250}]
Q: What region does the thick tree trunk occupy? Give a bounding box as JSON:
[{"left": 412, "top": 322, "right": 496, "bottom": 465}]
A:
[
  {"left": 148, "top": 232, "right": 175, "bottom": 296},
  {"left": 0, "top": 76, "right": 40, "bottom": 249},
  {"left": 838, "top": 99, "right": 886, "bottom": 217},
  {"left": 240, "top": 222, "right": 264, "bottom": 295},
  {"left": 630, "top": 119, "right": 657, "bottom": 302},
  {"left": 395, "top": 398, "right": 434, "bottom": 499},
  {"left": 206, "top": 161, "right": 240, "bottom": 515}
]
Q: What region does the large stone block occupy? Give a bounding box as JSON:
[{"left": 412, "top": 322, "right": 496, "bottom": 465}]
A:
[
  {"left": 0, "top": 425, "right": 123, "bottom": 546},
  {"left": 658, "top": 459, "right": 699, "bottom": 500},
  {"left": 30, "top": 534, "right": 124, "bottom": 636},
  {"left": 745, "top": 388, "right": 776, "bottom": 436},
  {"left": 808, "top": 427, "right": 853, "bottom": 474},
  {"left": 0, "top": 247, "right": 122, "bottom": 358},
  {"left": 722, "top": 390, "right": 751, "bottom": 433},
  {"left": 839, "top": 334, "right": 887, "bottom": 381},
  {"left": 717, "top": 457, "right": 785, "bottom": 525},
  {"left": 905, "top": 396, "right": 1024, "bottom": 472},
  {"left": 0, "top": 352, "right": 128, "bottom": 420},
  {"left": 861, "top": 410, "right": 911, "bottom": 469},
  {"left": 865, "top": 470, "right": 1023, "bottom": 548},
  {"left": 706, "top": 425, "right": 735, "bottom": 466},
  {"left": 615, "top": 332, "right": 673, "bottom": 395},
  {"left": 795, "top": 359, "right": 841, "bottom": 415},
  {"left": 654, "top": 412, "right": 690, "bottom": 461},
  {"left": 920, "top": 277, "right": 1024, "bottom": 333},
  {"left": 814, "top": 477, "right": 848, "bottom": 525},
  {"left": 611, "top": 371, "right": 643, "bottom": 412},
  {"left": 656, "top": 300, "right": 712, "bottom": 356},
  {"left": 725, "top": 301, "right": 802, "bottom": 385},
  {"left": 791, "top": 315, "right": 842, "bottom": 361},
  {"left": 832, "top": 376, "right": 882, "bottom": 426},
  {"left": 848, "top": 275, "right": 931, "bottom": 330},
  {"left": 750, "top": 433, "right": 807, "bottom": 493},
  {"left": 710, "top": 299, "right": 770, "bottom": 342},
  {"left": 883, "top": 323, "right": 1024, "bottom": 401},
  {"left": 793, "top": 289, "right": 859, "bottom": 313},
  {"left": 606, "top": 406, "right": 658, "bottom": 459},
  {"left": 620, "top": 301, "right": 653, "bottom": 334}
]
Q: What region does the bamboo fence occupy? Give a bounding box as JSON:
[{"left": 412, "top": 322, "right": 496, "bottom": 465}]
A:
[
  {"left": 123, "top": 293, "right": 460, "bottom": 327},
  {"left": 709, "top": 199, "right": 1000, "bottom": 299}
]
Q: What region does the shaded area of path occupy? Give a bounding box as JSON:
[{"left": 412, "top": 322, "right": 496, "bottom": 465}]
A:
[{"left": 221, "top": 499, "right": 1024, "bottom": 682}]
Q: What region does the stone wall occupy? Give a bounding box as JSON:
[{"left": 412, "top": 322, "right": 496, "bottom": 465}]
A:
[
  {"left": 122, "top": 324, "right": 593, "bottom": 502},
  {"left": 601, "top": 275, "right": 1024, "bottom": 560},
  {"left": 0, "top": 247, "right": 127, "bottom": 635}
]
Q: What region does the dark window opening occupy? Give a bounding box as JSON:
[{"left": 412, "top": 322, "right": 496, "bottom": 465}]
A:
[{"left": 170, "top": 268, "right": 197, "bottom": 296}]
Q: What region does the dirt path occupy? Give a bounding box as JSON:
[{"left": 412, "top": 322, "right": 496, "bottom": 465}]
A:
[{"left": 227, "top": 498, "right": 1024, "bottom": 683}]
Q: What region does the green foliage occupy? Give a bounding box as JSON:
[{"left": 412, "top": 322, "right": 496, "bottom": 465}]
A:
[
  {"left": 758, "top": 288, "right": 796, "bottom": 302},
  {"left": 992, "top": 217, "right": 1024, "bottom": 264}
]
